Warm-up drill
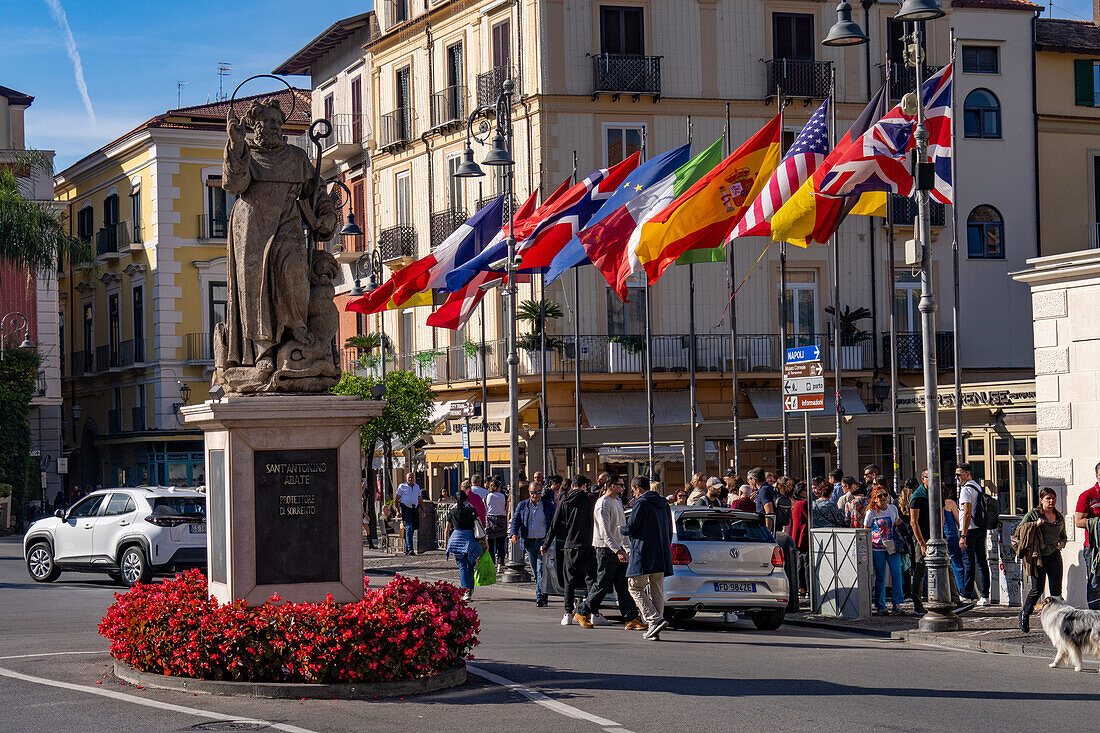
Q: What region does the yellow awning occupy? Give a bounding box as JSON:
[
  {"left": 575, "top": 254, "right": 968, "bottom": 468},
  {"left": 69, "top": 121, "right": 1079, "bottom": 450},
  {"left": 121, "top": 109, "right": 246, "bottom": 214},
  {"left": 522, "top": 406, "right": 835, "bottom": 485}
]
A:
[{"left": 425, "top": 448, "right": 513, "bottom": 463}]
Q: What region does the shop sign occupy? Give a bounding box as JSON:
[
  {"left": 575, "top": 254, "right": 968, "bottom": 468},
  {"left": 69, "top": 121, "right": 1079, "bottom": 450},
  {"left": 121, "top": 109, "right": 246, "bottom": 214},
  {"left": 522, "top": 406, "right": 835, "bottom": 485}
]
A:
[{"left": 897, "top": 388, "right": 1036, "bottom": 411}]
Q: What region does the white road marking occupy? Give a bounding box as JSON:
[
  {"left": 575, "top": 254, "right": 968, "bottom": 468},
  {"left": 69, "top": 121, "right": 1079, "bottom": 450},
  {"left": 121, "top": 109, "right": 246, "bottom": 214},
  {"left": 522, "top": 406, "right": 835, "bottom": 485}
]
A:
[
  {"left": 0, "top": 666, "right": 317, "bottom": 733},
  {"left": 0, "top": 651, "right": 106, "bottom": 660},
  {"left": 467, "top": 664, "right": 635, "bottom": 733}
]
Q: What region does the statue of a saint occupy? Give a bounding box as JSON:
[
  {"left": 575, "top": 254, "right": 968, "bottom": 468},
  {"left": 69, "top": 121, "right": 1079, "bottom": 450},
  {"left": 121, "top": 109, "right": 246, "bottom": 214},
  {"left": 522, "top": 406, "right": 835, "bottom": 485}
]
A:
[{"left": 212, "top": 98, "right": 341, "bottom": 394}]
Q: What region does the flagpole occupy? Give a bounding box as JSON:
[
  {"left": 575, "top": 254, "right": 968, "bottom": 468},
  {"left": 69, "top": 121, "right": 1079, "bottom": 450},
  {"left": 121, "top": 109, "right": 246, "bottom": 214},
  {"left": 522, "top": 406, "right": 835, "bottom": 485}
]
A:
[
  {"left": 686, "top": 115, "right": 698, "bottom": 477},
  {"left": 645, "top": 278, "right": 655, "bottom": 480},
  {"left": 886, "top": 47, "right": 900, "bottom": 498},
  {"left": 540, "top": 270, "right": 549, "bottom": 475},
  {"left": 950, "top": 28, "right": 963, "bottom": 467},
  {"left": 829, "top": 64, "right": 844, "bottom": 471},
  {"left": 776, "top": 88, "right": 790, "bottom": 478},
  {"left": 725, "top": 101, "right": 740, "bottom": 477},
  {"left": 480, "top": 297, "right": 489, "bottom": 477},
  {"left": 571, "top": 151, "right": 581, "bottom": 476}
]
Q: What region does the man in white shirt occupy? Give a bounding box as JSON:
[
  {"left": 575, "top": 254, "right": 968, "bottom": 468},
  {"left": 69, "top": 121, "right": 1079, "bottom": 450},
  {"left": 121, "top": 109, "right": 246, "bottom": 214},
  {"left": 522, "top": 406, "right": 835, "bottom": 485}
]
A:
[
  {"left": 956, "top": 463, "right": 990, "bottom": 605},
  {"left": 396, "top": 472, "right": 422, "bottom": 556},
  {"left": 573, "top": 475, "right": 645, "bottom": 630},
  {"left": 469, "top": 473, "right": 489, "bottom": 504}
]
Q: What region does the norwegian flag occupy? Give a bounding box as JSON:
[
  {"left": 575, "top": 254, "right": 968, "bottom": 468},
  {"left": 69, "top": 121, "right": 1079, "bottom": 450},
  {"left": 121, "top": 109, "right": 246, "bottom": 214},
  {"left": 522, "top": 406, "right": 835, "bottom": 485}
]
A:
[
  {"left": 818, "top": 65, "right": 953, "bottom": 205},
  {"left": 729, "top": 99, "right": 830, "bottom": 240}
]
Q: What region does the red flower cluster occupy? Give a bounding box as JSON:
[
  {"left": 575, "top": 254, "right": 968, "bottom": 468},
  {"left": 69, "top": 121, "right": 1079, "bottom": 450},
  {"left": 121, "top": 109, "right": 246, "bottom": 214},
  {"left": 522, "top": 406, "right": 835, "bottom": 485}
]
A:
[{"left": 98, "top": 570, "right": 479, "bottom": 683}]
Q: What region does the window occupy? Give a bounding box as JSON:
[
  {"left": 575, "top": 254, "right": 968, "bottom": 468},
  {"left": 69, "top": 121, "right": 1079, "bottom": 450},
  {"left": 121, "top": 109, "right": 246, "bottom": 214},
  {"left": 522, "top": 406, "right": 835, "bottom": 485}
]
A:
[
  {"left": 132, "top": 286, "right": 144, "bottom": 362},
  {"left": 491, "top": 19, "right": 511, "bottom": 71},
  {"left": 206, "top": 175, "right": 230, "bottom": 238},
  {"left": 962, "top": 46, "right": 999, "bottom": 74},
  {"left": 103, "top": 194, "right": 119, "bottom": 227},
  {"left": 323, "top": 93, "right": 334, "bottom": 123},
  {"left": 129, "top": 188, "right": 141, "bottom": 242},
  {"left": 82, "top": 302, "right": 93, "bottom": 371},
  {"left": 395, "top": 66, "right": 412, "bottom": 139},
  {"left": 350, "top": 77, "right": 362, "bottom": 141},
  {"left": 108, "top": 293, "right": 120, "bottom": 364},
  {"left": 963, "top": 89, "right": 1001, "bottom": 139},
  {"left": 605, "top": 124, "right": 644, "bottom": 166},
  {"left": 351, "top": 179, "right": 365, "bottom": 238},
  {"left": 600, "top": 6, "right": 644, "bottom": 55},
  {"left": 446, "top": 42, "right": 463, "bottom": 118},
  {"left": 210, "top": 282, "right": 228, "bottom": 356},
  {"left": 393, "top": 0, "right": 408, "bottom": 25},
  {"left": 607, "top": 284, "right": 645, "bottom": 336},
  {"left": 77, "top": 206, "right": 94, "bottom": 241},
  {"left": 773, "top": 13, "right": 814, "bottom": 60},
  {"left": 893, "top": 270, "right": 921, "bottom": 331},
  {"left": 445, "top": 152, "right": 465, "bottom": 211},
  {"left": 966, "top": 205, "right": 1004, "bottom": 259},
  {"left": 1073, "top": 59, "right": 1100, "bottom": 107},
  {"left": 104, "top": 493, "right": 135, "bottom": 516},
  {"left": 69, "top": 494, "right": 105, "bottom": 519},
  {"left": 781, "top": 270, "right": 817, "bottom": 346},
  {"left": 400, "top": 308, "right": 416, "bottom": 352},
  {"left": 395, "top": 171, "right": 412, "bottom": 226}
]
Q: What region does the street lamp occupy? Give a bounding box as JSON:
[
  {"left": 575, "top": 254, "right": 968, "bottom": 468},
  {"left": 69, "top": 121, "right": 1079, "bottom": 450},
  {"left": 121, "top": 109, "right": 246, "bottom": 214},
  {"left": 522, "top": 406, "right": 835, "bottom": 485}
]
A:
[
  {"left": 822, "top": 1, "right": 870, "bottom": 46},
  {"left": 872, "top": 375, "right": 890, "bottom": 411},
  {"left": 821, "top": 1, "right": 958, "bottom": 632},
  {"left": 326, "top": 178, "right": 364, "bottom": 240},
  {"left": 1, "top": 312, "right": 35, "bottom": 360},
  {"left": 455, "top": 79, "right": 527, "bottom": 583}
]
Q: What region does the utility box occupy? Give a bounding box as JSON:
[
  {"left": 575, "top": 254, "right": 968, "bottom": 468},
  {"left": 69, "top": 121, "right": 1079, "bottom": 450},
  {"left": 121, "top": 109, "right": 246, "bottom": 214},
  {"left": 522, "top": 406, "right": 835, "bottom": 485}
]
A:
[
  {"left": 996, "top": 515, "right": 1024, "bottom": 607},
  {"left": 418, "top": 500, "right": 437, "bottom": 554},
  {"left": 811, "top": 528, "right": 873, "bottom": 619}
]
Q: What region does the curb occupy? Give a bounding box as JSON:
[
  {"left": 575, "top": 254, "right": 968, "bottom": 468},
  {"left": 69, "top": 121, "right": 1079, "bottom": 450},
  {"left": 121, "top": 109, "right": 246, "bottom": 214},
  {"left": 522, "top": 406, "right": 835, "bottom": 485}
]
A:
[
  {"left": 113, "top": 661, "right": 467, "bottom": 699},
  {"left": 784, "top": 617, "right": 899, "bottom": 638}
]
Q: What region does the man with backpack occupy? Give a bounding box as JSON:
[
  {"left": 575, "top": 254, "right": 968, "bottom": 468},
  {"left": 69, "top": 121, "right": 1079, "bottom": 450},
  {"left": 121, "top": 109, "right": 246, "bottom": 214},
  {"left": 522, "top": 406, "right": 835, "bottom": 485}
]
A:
[{"left": 957, "top": 462, "right": 996, "bottom": 606}]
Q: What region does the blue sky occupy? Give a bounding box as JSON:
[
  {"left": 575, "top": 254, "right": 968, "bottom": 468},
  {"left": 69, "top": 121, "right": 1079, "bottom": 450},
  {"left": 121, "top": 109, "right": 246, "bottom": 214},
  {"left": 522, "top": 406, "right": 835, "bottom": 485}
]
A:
[{"left": 0, "top": 1, "right": 1093, "bottom": 170}]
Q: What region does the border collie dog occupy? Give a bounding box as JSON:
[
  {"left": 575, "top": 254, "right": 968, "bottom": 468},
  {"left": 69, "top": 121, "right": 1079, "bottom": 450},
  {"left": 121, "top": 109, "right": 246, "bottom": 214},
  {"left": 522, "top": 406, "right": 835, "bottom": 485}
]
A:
[{"left": 1038, "top": 596, "right": 1100, "bottom": 672}]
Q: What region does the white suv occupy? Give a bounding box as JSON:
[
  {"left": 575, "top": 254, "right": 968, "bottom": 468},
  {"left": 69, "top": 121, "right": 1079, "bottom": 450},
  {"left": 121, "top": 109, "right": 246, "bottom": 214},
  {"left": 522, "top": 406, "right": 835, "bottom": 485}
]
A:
[{"left": 24, "top": 487, "right": 206, "bottom": 587}]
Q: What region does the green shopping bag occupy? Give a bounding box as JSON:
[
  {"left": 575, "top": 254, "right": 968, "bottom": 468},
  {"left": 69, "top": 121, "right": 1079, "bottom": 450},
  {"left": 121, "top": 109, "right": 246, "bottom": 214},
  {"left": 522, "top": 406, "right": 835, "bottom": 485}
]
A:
[{"left": 474, "top": 550, "right": 496, "bottom": 586}]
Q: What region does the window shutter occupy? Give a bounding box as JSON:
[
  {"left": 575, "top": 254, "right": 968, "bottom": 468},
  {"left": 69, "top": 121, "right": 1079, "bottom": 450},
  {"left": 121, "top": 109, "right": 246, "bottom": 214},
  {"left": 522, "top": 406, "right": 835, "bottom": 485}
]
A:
[{"left": 1074, "top": 59, "right": 1094, "bottom": 107}]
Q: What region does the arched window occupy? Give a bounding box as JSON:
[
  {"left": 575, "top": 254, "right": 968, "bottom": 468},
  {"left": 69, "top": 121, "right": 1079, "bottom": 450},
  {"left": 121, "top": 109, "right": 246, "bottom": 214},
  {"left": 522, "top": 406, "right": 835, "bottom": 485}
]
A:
[
  {"left": 963, "top": 89, "right": 1001, "bottom": 139},
  {"left": 966, "top": 205, "right": 1004, "bottom": 259}
]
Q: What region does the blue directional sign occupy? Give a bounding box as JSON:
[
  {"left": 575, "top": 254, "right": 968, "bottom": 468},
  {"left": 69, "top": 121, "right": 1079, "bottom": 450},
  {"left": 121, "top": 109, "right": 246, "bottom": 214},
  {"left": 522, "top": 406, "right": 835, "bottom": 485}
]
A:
[
  {"left": 785, "top": 345, "right": 821, "bottom": 364},
  {"left": 461, "top": 423, "right": 470, "bottom": 460}
]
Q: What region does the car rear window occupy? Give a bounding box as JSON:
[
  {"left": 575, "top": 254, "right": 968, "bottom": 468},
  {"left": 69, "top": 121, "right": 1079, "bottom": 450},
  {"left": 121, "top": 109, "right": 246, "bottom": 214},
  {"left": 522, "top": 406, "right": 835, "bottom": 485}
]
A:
[
  {"left": 676, "top": 515, "right": 772, "bottom": 543},
  {"left": 150, "top": 497, "right": 205, "bottom": 518}
]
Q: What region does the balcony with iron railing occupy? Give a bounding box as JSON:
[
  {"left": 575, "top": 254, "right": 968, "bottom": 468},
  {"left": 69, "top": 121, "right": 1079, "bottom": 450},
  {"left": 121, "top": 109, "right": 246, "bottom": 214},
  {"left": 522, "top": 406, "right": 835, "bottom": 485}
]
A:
[
  {"left": 198, "top": 213, "right": 228, "bottom": 241},
  {"left": 379, "top": 107, "right": 413, "bottom": 150},
  {"left": 320, "top": 113, "right": 366, "bottom": 154},
  {"left": 96, "top": 221, "right": 131, "bottom": 257},
  {"left": 881, "top": 331, "right": 955, "bottom": 371},
  {"left": 185, "top": 332, "right": 214, "bottom": 362},
  {"left": 476, "top": 66, "right": 518, "bottom": 108},
  {"left": 476, "top": 193, "right": 516, "bottom": 224},
  {"left": 765, "top": 58, "right": 832, "bottom": 100},
  {"left": 379, "top": 224, "right": 417, "bottom": 262},
  {"left": 891, "top": 194, "right": 946, "bottom": 227},
  {"left": 430, "top": 86, "right": 466, "bottom": 130},
  {"left": 108, "top": 409, "right": 122, "bottom": 434},
  {"left": 118, "top": 339, "right": 135, "bottom": 368},
  {"left": 131, "top": 406, "right": 146, "bottom": 432},
  {"left": 430, "top": 208, "right": 468, "bottom": 249},
  {"left": 70, "top": 350, "right": 91, "bottom": 376},
  {"left": 882, "top": 62, "right": 940, "bottom": 100},
  {"left": 95, "top": 344, "right": 120, "bottom": 371},
  {"left": 592, "top": 54, "right": 662, "bottom": 99}
]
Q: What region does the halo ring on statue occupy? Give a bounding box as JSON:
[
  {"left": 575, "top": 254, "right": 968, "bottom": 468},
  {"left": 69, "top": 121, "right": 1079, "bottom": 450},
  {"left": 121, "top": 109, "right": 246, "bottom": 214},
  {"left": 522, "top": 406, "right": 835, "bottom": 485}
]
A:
[{"left": 228, "top": 74, "right": 296, "bottom": 124}]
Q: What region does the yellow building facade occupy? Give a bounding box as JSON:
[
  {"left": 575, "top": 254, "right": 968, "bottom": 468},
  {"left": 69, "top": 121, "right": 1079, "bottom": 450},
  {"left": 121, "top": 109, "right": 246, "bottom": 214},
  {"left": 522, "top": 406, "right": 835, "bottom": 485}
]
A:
[{"left": 55, "top": 90, "right": 310, "bottom": 490}]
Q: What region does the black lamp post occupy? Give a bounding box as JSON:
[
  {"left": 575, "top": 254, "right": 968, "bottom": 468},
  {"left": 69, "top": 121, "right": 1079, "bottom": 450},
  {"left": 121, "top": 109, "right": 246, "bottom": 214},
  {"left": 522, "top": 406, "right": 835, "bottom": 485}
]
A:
[
  {"left": 1, "top": 311, "right": 34, "bottom": 360},
  {"left": 326, "top": 178, "right": 364, "bottom": 242},
  {"left": 454, "top": 79, "right": 528, "bottom": 583},
  {"left": 873, "top": 376, "right": 890, "bottom": 410}
]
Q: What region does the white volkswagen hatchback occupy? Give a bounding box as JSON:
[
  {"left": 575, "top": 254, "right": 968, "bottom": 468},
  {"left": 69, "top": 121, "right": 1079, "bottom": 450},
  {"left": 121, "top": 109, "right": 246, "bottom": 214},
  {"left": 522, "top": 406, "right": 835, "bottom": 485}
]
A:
[{"left": 24, "top": 487, "right": 206, "bottom": 586}]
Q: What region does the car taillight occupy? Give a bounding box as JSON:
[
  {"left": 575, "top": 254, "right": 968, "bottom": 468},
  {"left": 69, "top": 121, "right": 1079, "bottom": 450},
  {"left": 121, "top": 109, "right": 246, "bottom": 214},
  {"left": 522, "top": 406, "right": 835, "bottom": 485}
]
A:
[
  {"left": 671, "top": 543, "right": 692, "bottom": 565},
  {"left": 771, "top": 546, "right": 785, "bottom": 567},
  {"left": 145, "top": 516, "right": 184, "bottom": 527}
]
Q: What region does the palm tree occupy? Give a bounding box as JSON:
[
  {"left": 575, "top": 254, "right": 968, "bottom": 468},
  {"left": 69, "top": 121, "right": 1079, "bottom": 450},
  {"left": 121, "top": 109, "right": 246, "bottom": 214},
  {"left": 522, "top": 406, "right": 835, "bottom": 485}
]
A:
[
  {"left": 0, "top": 151, "right": 91, "bottom": 281},
  {"left": 517, "top": 298, "right": 565, "bottom": 352}
]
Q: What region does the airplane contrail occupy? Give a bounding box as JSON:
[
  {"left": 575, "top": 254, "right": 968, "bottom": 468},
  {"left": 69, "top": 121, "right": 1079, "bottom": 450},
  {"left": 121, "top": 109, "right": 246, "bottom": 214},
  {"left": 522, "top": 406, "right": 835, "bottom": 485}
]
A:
[{"left": 43, "top": 0, "right": 96, "bottom": 128}]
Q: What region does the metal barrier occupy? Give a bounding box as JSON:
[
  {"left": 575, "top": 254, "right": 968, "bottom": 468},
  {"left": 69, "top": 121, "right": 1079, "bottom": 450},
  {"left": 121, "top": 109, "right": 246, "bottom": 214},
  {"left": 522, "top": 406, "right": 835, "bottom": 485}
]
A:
[{"left": 810, "top": 528, "right": 873, "bottom": 618}]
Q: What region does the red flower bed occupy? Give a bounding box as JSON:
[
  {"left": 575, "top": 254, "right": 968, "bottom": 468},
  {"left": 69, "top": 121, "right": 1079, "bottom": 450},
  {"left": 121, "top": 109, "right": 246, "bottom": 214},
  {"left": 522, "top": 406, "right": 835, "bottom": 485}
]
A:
[{"left": 98, "top": 570, "right": 479, "bottom": 683}]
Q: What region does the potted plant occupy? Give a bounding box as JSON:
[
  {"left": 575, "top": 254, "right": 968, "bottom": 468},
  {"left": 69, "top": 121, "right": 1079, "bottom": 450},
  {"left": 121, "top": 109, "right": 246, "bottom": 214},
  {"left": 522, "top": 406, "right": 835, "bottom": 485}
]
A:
[
  {"left": 517, "top": 299, "right": 565, "bottom": 373},
  {"left": 412, "top": 348, "right": 443, "bottom": 380},
  {"left": 460, "top": 339, "right": 491, "bottom": 380},
  {"left": 824, "top": 305, "right": 871, "bottom": 370},
  {"left": 344, "top": 333, "right": 391, "bottom": 376},
  {"left": 608, "top": 334, "right": 646, "bottom": 373}
]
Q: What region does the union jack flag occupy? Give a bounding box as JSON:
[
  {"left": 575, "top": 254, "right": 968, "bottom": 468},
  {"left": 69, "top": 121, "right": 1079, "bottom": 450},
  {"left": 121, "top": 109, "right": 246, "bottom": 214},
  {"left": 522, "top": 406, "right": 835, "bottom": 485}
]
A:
[
  {"left": 818, "top": 64, "right": 953, "bottom": 205},
  {"left": 728, "top": 98, "right": 830, "bottom": 240}
]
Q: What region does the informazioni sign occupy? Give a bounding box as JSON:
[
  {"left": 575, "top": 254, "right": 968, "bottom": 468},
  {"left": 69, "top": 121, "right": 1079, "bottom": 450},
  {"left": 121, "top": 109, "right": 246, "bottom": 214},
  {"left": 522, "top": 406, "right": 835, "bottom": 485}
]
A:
[{"left": 897, "top": 387, "right": 1036, "bottom": 411}]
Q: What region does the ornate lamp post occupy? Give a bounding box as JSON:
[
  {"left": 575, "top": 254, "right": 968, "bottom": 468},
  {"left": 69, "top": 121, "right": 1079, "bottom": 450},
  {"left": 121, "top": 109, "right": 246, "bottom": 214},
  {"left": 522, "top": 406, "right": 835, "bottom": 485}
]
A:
[
  {"left": 1, "top": 312, "right": 35, "bottom": 359},
  {"left": 823, "top": 0, "right": 959, "bottom": 631},
  {"left": 454, "top": 79, "right": 528, "bottom": 582}
]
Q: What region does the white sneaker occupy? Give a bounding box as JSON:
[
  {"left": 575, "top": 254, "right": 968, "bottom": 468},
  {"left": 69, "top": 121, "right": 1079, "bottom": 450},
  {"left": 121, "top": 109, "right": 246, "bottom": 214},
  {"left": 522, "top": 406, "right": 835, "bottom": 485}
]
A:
[
  {"left": 561, "top": 613, "right": 573, "bottom": 626},
  {"left": 977, "top": 596, "right": 990, "bottom": 607},
  {"left": 461, "top": 590, "right": 472, "bottom": 601},
  {"left": 591, "top": 613, "right": 612, "bottom": 626}
]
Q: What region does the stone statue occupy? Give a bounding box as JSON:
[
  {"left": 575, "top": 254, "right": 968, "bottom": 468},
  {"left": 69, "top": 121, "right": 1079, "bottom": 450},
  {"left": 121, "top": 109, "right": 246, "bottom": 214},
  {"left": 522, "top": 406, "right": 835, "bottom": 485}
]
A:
[{"left": 212, "top": 98, "right": 341, "bottom": 394}]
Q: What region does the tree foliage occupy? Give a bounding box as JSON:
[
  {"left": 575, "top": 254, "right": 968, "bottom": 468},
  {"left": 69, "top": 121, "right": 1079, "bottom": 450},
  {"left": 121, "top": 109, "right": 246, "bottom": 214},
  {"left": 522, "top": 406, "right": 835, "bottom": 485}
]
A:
[
  {"left": 0, "top": 348, "right": 42, "bottom": 520},
  {"left": 332, "top": 369, "right": 435, "bottom": 453}
]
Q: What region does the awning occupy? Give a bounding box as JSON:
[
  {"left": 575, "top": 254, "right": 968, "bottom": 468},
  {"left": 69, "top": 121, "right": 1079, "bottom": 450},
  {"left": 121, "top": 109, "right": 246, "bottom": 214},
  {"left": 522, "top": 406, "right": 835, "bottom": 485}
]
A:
[
  {"left": 745, "top": 387, "right": 868, "bottom": 419},
  {"left": 597, "top": 441, "right": 718, "bottom": 462},
  {"left": 581, "top": 390, "right": 699, "bottom": 428},
  {"left": 424, "top": 448, "right": 513, "bottom": 463}
]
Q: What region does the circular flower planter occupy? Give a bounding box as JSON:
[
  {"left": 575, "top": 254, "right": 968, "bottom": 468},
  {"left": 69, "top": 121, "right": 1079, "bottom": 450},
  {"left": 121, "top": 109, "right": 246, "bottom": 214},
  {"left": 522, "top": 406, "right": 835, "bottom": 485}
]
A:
[{"left": 114, "top": 661, "right": 467, "bottom": 699}]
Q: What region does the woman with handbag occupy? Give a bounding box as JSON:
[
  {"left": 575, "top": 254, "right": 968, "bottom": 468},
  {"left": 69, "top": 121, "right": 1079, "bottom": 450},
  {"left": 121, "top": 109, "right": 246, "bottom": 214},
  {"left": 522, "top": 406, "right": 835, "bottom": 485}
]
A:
[
  {"left": 864, "top": 487, "right": 906, "bottom": 615},
  {"left": 445, "top": 490, "right": 487, "bottom": 601},
  {"left": 1018, "top": 487, "right": 1068, "bottom": 632}
]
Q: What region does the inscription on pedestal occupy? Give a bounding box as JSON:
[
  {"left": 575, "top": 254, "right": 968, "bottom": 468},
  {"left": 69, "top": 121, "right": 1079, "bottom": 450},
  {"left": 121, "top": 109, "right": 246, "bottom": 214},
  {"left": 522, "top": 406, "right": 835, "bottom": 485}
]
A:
[{"left": 254, "top": 448, "right": 339, "bottom": 585}]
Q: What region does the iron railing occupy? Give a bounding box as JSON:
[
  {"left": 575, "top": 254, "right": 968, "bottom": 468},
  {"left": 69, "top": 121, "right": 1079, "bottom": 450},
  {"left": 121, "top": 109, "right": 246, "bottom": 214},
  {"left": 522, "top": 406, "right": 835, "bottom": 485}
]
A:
[
  {"left": 185, "top": 332, "right": 214, "bottom": 362},
  {"left": 892, "top": 195, "right": 946, "bottom": 227},
  {"left": 430, "top": 208, "right": 468, "bottom": 249},
  {"left": 118, "top": 339, "right": 135, "bottom": 368},
  {"left": 197, "top": 214, "right": 228, "bottom": 240},
  {"left": 765, "top": 58, "right": 832, "bottom": 99},
  {"left": 883, "top": 62, "right": 940, "bottom": 100},
  {"left": 131, "top": 220, "right": 143, "bottom": 245},
  {"left": 96, "top": 221, "right": 131, "bottom": 255},
  {"left": 430, "top": 86, "right": 466, "bottom": 128},
  {"left": 108, "top": 409, "right": 122, "bottom": 434},
  {"left": 131, "top": 406, "right": 146, "bottom": 432},
  {"left": 379, "top": 107, "right": 413, "bottom": 148},
  {"left": 71, "top": 350, "right": 90, "bottom": 375},
  {"left": 592, "top": 54, "right": 662, "bottom": 97},
  {"left": 477, "top": 193, "right": 516, "bottom": 224},
  {"left": 95, "top": 344, "right": 119, "bottom": 370},
  {"left": 379, "top": 225, "right": 417, "bottom": 261},
  {"left": 320, "top": 113, "right": 366, "bottom": 149},
  {"left": 476, "top": 66, "right": 517, "bottom": 108},
  {"left": 881, "top": 331, "right": 955, "bottom": 371}
]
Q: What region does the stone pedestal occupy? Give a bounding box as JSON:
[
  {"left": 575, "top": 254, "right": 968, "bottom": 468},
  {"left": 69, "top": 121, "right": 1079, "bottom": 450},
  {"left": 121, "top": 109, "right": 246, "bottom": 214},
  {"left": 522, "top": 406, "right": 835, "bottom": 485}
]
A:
[{"left": 182, "top": 395, "right": 381, "bottom": 605}]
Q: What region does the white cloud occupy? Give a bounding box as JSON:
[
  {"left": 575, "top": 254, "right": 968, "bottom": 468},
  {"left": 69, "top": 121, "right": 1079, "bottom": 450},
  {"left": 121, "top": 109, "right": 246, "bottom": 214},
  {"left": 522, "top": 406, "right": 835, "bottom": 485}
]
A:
[{"left": 42, "top": 0, "right": 95, "bottom": 129}]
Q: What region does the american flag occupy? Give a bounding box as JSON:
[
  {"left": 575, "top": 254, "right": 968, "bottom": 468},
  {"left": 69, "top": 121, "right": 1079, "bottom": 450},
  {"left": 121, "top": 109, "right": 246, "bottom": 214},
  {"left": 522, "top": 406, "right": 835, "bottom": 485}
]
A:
[
  {"left": 728, "top": 98, "right": 830, "bottom": 240},
  {"left": 818, "top": 65, "right": 953, "bottom": 205}
]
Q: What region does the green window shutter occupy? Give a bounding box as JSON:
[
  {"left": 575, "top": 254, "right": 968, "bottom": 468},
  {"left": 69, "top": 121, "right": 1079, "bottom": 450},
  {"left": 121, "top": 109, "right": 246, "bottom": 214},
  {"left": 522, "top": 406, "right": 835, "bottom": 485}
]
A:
[{"left": 1074, "top": 59, "right": 1094, "bottom": 107}]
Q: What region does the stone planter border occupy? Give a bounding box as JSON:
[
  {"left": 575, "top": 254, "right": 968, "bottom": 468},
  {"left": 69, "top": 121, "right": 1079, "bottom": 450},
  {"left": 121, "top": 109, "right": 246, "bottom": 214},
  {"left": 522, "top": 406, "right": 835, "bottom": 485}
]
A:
[{"left": 113, "top": 661, "right": 466, "bottom": 699}]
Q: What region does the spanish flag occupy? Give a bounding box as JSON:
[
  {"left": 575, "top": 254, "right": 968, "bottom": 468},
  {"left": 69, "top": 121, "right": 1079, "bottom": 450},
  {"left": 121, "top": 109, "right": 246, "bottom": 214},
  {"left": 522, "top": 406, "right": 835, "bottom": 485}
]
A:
[
  {"left": 634, "top": 114, "right": 782, "bottom": 283},
  {"left": 770, "top": 87, "right": 888, "bottom": 247}
]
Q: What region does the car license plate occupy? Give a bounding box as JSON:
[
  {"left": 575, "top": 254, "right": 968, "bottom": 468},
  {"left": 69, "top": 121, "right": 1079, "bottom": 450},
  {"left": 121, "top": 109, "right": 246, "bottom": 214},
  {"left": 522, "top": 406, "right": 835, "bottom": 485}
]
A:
[
  {"left": 714, "top": 582, "right": 755, "bottom": 593},
  {"left": 189, "top": 522, "right": 206, "bottom": 534}
]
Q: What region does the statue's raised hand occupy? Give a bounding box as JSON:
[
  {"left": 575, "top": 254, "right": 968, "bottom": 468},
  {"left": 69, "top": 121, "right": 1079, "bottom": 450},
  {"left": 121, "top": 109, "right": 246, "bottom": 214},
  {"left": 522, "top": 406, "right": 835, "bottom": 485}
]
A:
[{"left": 227, "top": 114, "right": 247, "bottom": 155}]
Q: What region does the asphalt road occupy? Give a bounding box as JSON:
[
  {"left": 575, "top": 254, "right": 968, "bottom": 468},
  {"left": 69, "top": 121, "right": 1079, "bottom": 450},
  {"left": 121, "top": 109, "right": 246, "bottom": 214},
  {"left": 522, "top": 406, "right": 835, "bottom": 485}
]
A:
[{"left": 1, "top": 536, "right": 1097, "bottom": 733}]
